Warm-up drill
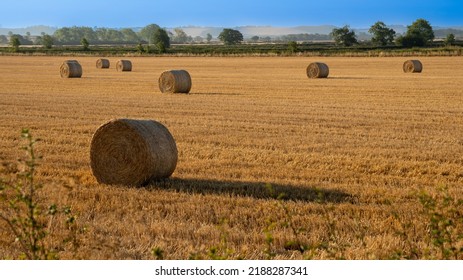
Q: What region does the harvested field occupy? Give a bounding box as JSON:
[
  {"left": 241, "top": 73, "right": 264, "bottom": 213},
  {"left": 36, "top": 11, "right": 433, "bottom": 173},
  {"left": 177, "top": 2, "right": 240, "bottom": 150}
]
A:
[{"left": 0, "top": 56, "right": 462, "bottom": 259}]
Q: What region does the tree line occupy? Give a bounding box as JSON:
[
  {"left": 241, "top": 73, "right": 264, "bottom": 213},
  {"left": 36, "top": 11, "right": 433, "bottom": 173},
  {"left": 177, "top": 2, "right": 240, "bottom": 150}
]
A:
[
  {"left": 2, "top": 19, "right": 459, "bottom": 53},
  {"left": 330, "top": 19, "right": 457, "bottom": 47}
]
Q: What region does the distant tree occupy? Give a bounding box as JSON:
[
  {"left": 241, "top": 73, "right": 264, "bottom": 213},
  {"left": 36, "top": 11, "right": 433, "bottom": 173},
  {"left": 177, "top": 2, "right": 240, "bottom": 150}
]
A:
[
  {"left": 396, "top": 18, "right": 434, "bottom": 47},
  {"left": 136, "top": 43, "right": 145, "bottom": 54},
  {"left": 287, "top": 41, "right": 298, "bottom": 53},
  {"left": 139, "top": 24, "right": 161, "bottom": 44},
  {"left": 261, "top": 36, "right": 272, "bottom": 42},
  {"left": 81, "top": 37, "right": 89, "bottom": 50},
  {"left": 7, "top": 34, "right": 33, "bottom": 45},
  {"left": 444, "top": 33, "right": 456, "bottom": 46},
  {"left": 193, "top": 36, "right": 203, "bottom": 43},
  {"left": 369, "top": 21, "right": 396, "bottom": 46},
  {"left": 95, "top": 28, "right": 124, "bottom": 43},
  {"left": 152, "top": 28, "right": 170, "bottom": 53},
  {"left": 54, "top": 26, "right": 97, "bottom": 44},
  {"left": 218, "top": 28, "right": 243, "bottom": 45},
  {"left": 251, "top": 35, "right": 259, "bottom": 42},
  {"left": 330, "top": 25, "right": 357, "bottom": 46},
  {"left": 173, "top": 28, "right": 189, "bottom": 44},
  {"left": 206, "top": 33, "right": 213, "bottom": 43},
  {"left": 9, "top": 35, "right": 20, "bottom": 52},
  {"left": 41, "top": 34, "right": 54, "bottom": 49},
  {"left": 120, "top": 28, "right": 139, "bottom": 42},
  {"left": 53, "top": 27, "right": 71, "bottom": 43},
  {"left": 0, "top": 35, "right": 8, "bottom": 44}
]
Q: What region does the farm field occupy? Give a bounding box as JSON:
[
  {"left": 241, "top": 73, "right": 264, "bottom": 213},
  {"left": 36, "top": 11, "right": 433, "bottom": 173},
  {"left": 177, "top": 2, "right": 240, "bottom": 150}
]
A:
[{"left": 0, "top": 55, "right": 462, "bottom": 259}]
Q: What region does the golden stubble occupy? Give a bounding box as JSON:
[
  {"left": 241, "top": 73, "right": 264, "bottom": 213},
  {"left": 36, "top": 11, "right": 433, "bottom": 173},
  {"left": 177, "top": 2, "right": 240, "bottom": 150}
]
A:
[{"left": 0, "top": 55, "right": 462, "bottom": 259}]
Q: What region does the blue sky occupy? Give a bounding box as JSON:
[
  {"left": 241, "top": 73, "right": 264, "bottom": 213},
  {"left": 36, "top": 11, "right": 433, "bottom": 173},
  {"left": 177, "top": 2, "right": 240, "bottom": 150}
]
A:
[{"left": 1, "top": 0, "right": 462, "bottom": 28}]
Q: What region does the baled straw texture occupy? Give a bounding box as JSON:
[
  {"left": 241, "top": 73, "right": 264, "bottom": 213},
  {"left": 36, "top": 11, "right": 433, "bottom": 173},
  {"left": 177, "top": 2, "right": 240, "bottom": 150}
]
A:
[
  {"left": 306, "top": 62, "right": 329, "bottom": 78},
  {"left": 403, "top": 60, "right": 423, "bottom": 73},
  {"left": 96, "top": 58, "right": 110, "bottom": 69},
  {"left": 90, "top": 119, "right": 178, "bottom": 186},
  {"left": 116, "top": 60, "right": 132, "bottom": 71},
  {"left": 158, "top": 70, "right": 192, "bottom": 93},
  {"left": 60, "top": 60, "right": 82, "bottom": 78}
]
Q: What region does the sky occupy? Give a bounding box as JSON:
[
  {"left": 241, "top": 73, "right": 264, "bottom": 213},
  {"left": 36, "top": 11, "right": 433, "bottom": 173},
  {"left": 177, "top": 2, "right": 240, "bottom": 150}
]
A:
[{"left": 1, "top": 0, "right": 462, "bottom": 28}]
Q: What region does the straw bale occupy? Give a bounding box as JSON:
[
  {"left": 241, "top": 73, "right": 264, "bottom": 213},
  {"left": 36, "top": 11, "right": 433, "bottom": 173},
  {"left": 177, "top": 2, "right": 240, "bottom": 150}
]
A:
[
  {"left": 116, "top": 60, "right": 132, "bottom": 71},
  {"left": 306, "top": 62, "right": 329, "bottom": 78},
  {"left": 158, "top": 70, "right": 192, "bottom": 93},
  {"left": 90, "top": 119, "right": 178, "bottom": 186},
  {"left": 403, "top": 60, "right": 423, "bottom": 73},
  {"left": 60, "top": 60, "right": 82, "bottom": 78},
  {"left": 96, "top": 58, "right": 110, "bottom": 69}
]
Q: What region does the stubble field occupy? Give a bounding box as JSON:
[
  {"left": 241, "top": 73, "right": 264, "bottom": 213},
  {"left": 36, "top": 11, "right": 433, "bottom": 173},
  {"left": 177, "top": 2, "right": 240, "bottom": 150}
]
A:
[{"left": 0, "top": 55, "right": 462, "bottom": 259}]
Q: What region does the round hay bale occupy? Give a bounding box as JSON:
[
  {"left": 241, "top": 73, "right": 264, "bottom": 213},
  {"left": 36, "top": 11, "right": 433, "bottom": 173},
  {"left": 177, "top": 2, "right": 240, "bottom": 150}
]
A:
[
  {"left": 403, "top": 60, "right": 423, "bottom": 73},
  {"left": 60, "top": 60, "right": 82, "bottom": 78},
  {"left": 90, "top": 119, "right": 178, "bottom": 186},
  {"left": 96, "top": 58, "right": 110, "bottom": 69},
  {"left": 306, "top": 62, "right": 329, "bottom": 78},
  {"left": 116, "top": 60, "right": 132, "bottom": 71},
  {"left": 158, "top": 70, "right": 192, "bottom": 93}
]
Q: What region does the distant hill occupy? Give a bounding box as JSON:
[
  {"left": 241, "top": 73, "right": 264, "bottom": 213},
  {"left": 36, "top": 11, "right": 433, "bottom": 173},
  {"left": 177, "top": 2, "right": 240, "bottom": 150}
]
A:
[
  {"left": 238, "top": 25, "right": 337, "bottom": 37},
  {"left": 166, "top": 25, "right": 338, "bottom": 38},
  {"left": 0, "top": 25, "right": 57, "bottom": 35}
]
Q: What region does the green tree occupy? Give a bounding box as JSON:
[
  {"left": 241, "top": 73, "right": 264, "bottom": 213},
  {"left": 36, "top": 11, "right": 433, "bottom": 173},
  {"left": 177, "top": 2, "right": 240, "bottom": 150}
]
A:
[
  {"left": 41, "top": 34, "right": 54, "bottom": 49},
  {"left": 139, "top": 24, "right": 161, "bottom": 44},
  {"left": 95, "top": 28, "right": 124, "bottom": 43},
  {"left": 152, "top": 28, "right": 170, "bottom": 53},
  {"left": 121, "top": 28, "right": 139, "bottom": 42},
  {"left": 81, "top": 37, "right": 89, "bottom": 51},
  {"left": 369, "top": 21, "right": 396, "bottom": 46},
  {"left": 218, "top": 28, "right": 243, "bottom": 45},
  {"left": 9, "top": 35, "right": 20, "bottom": 52},
  {"left": 136, "top": 43, "right": 146, "bottom": 54},
  {"left": 287, "top": 41, "right": 298, "bottom": 53},
  {"left": 251, "top": 36, "right": 259, "bottom": 42},
  {"left": 53, "top": 26, "right": 96, "bottom": 44},
  {"left": 397, "top": 18, "right": 434, "bottom": 47},
  {"left": 444, "top": 33, "right": 456, "bottom": 46},
  {"left": 330, "top": 25, "right": 357, "bottom": 46}
]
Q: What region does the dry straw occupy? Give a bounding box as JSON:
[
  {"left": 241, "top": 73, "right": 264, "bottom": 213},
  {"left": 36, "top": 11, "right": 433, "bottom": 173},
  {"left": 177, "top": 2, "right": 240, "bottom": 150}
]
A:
[
  {"left": 96, "top": 58, "right": 110, "bottom": 69},
  {"left": 116, "top": 60, "right": 132, "bottom": 71},
  {"left": 60, "top": 60, "right": 82, "bottom": 78},
  {"left": 306, "top": 62, "right": 329, "bottom": 78},
  {"left": 403, "top": 60, "right": 423, "bottom": 73},
  {"left": 90, "top": 119, "right": 178, "bottom": 186},
  {"left": 158, "top": 70, "right": 192, "bottom": 93}
]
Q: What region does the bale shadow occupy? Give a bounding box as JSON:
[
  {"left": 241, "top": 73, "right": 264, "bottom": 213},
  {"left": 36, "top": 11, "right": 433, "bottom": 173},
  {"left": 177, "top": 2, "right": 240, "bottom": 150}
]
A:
[
  {"left": 327, "top": 76, "right": 370, "bottom": 80},
  {"left": 191, "top": 92, "right": 242, "bottom": 96},
  {"left": 144, "top": 178, "right": 354, "bottom": 204}
]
